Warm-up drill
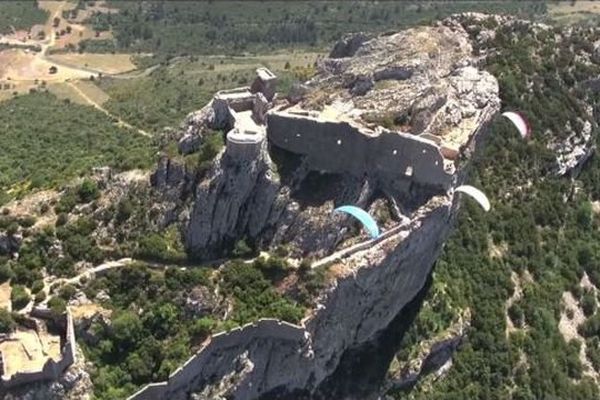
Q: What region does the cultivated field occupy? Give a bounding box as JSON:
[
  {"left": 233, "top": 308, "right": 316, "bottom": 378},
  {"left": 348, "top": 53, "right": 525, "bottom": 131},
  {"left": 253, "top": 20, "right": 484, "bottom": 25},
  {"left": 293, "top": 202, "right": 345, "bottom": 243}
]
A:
[
  {"left": 548, "top": 1, "right": 600, "bottom": 23},
  {"left": 0, "top": 49, "right": 91, "bottom": 82},
  {"left": 47, "top": 53, "right": 136, "bottom": 74}
]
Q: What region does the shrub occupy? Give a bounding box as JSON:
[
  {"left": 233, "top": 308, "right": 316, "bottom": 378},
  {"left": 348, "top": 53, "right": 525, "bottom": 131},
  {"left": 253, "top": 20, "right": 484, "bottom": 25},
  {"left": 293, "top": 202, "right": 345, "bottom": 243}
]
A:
[
  {"left": 55, "top": 191, "right": 77, "bottom": 214},
  {"left": 31, "top": 279, "right": 44, "bottom": 294},
  {"left": 59, "top": 284, "right": 77, "bottom": 300},
  {"left": 0, "top": 308, "right": 16, "bottom": 333},
  {"left": 56, "top": 212, "right": 68, "bottom": 226},
  {"left": 11, "top": 285, "right": 31, "bottom": 310},
  {"left": 232, "top": 239, "right": 252, "bottom": 258},
  {"left": 40, "top": 202, "right": 50, "bottom": 214},
  {"left": 0, "top": 264, "right": 13, "bottom": 283},
  {"left": 190, "top": 317, "right": 215, "bottom": 338},
  {"left": 48, "top": 297, "right": 66, "bottom": 314},
  {"left": 6, "top": 222, "right": 18, "bottom": 236},
  {"left": 508, "top": 303, "right": 525, "bottom": 327},
  {"left": 77, "top": 179, "right": 100, "bottom": 203},
  {"left": 18, "top": 215, "right": 36, "bottom": 228},
  {"left": 581, "top": 292, "right": 597, "bottom": 317},
  {"left": 116, "top": 198, "right": 133, "bottom": 223},
  {"left": 34, "top": 291, "right": 46, "bottom": 303}
]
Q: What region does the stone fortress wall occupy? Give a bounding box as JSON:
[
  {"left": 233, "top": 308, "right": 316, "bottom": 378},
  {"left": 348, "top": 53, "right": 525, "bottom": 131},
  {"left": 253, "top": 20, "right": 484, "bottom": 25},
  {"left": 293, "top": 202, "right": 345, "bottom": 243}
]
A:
[
  {"left": 129, "top": 197, "right": 455, "bottom": 400},
  {"left": 210, "top": 68, "right": 276, "bottom": 160},
  {"left": 131, "top": 54, "right": 498, "bottom": 397},
  {"left": 0, "top": 308, "right": 76, "bottom": 389},
  {"left": 129, "top": 319, "right": 307, "bottom": 400},
  {"left": 267, "top": 111, "right": 453, "bottom": 189},
  {"left": 208, "top": 67, "right": 456, "bottom": 190}
]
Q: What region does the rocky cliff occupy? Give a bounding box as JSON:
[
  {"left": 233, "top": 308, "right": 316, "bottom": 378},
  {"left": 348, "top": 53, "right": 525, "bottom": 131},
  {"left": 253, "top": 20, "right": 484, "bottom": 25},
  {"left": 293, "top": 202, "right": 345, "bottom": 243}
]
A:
[
  {"left": 153, "top": 20, "right": 499, "bottom": 262},
  {"left": 134, "top": 17, "right": 500, "bottom": 400}
]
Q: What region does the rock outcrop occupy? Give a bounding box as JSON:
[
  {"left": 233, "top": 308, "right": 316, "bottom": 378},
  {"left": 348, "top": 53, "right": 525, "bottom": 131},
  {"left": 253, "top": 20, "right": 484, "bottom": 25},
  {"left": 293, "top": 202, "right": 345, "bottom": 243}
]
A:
[
  {"left": 134, "top": 16, "right": 500, "bottom": 400},
  {"left": 0, "top": 233, "right": 21, "bottom": 256},
  {"left": 548, "top": 120, "right": 596, "bottom": 177},
  {"left": 172, "top": 20, "right": 500, "bottom": 260}
]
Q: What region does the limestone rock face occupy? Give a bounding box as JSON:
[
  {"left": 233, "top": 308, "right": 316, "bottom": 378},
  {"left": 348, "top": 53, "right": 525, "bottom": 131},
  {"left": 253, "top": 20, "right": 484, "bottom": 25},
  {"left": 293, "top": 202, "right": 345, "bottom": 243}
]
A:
[
  {"left": 135, "top": 16, "right": 501, "bottom": 400},
  {"left": 0, "top": 233, "right": 21, "bottom": 255},
  {"left": 548, "top": 120, "right": 596, "bottom": 177},
  {"left": 179, "top": 134, "right": 202, "bottom": 155},
  {"left": 179, "top": 20, "right": 499, "bottom": 260},
  {"left": 185, "top": 286, "right": 219, "bottom": 318},
  {"left": 151, "top": 156, "right": 186, "bottom": 189},
  {"left": 330, "top": 32, "right": 371, "bottom": 59}
]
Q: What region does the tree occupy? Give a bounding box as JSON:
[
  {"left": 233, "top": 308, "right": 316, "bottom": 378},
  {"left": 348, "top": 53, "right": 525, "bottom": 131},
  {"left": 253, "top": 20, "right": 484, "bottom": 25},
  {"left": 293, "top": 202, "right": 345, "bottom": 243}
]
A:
[
  {"left": 0, "top": 308, "right": 16, "bottom": 333},
  {"left": 11, "top": 285, "right": 31, "bottom": 310},
  {"left": 77, "top": 179, "right": 100, "bottom": 203},
  {"left": 111, "top": 311, "right": 144, "bottom": 352},
  {"left": 232, "top": 239, "right": 252, "bottom": 258},
  {"left": 0, "top": 264, "right": 13, "bottom": 283},
  {"left": 581, "top": 292, "right": 597, "bottom": 317}
]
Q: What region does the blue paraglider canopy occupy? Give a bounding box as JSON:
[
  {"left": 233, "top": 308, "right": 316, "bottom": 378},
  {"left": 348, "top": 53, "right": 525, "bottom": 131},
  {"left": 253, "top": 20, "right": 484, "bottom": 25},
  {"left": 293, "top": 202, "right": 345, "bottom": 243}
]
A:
[{"left": 334, "top": 205, "right": 380, "bottom": 239}]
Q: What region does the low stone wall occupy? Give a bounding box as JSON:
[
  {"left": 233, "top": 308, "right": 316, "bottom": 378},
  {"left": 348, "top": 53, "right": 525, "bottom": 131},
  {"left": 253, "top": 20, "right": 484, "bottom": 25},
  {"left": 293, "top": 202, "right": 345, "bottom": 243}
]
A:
[
  {"left": 0, "top": 309, "right": 76, "bottom": 389},
  {"left": 266, "top": 111, "right": 452, "bottom": 189}
]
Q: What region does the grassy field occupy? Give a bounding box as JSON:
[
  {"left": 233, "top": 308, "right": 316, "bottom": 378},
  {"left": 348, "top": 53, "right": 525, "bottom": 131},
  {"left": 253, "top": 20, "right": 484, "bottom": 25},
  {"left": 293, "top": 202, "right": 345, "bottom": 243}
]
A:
[
  {"left": 0, "top": 91, "right": 155, "bottom": 204},
  {"left": 46, "top": 81, "right": 91, "bottom": 105},
  {"left": 0, "top": 1, "right": 48, "bottom": 34},
  {"left": 46, "top": 53, "right": 136, "bottom": 74},
  {"left": 548, "top": 1, "right": 600, "bottom": 24}
]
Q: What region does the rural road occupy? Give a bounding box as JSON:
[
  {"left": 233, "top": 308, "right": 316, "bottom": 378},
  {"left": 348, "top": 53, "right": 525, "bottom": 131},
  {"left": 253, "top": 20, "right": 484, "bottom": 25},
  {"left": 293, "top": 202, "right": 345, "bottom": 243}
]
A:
[
  {"left": 66, "top": 81, "right": 151, "bottom": 137},
  {"left": 0, "top": 1, "right": 152, "bottom": 138}
]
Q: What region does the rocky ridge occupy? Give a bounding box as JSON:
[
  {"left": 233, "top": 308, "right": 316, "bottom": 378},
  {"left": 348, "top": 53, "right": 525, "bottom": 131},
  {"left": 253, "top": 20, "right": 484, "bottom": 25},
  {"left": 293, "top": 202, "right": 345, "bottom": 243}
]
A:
[
  {"left": 153, "top": 19, "right": 500, "bottom": 262},
  {"left": 131, "top": 16, "right": 501, "bottom": 400}
]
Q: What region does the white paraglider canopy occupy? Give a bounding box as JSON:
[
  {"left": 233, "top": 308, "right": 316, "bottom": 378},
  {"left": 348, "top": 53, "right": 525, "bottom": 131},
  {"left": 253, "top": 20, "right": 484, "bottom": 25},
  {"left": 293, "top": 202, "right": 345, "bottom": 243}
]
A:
[
  {"left": 502, "top": 111, "right": 531, "bottom": 139},
  {"left": 455, "top": 185, "right": 491, "bottom": 212}
]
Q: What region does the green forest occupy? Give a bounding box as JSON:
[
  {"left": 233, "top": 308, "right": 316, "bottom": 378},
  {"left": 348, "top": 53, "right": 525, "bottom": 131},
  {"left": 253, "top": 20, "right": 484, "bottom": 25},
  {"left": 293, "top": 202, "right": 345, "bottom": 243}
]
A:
[
  {"left": 80, "top": 1, "right": 545, "bottom": 56},
  {"left": 0, "top": 92, "right": 155, "bottom": 204},
  {"left": 0, "top": 1, "right": 47, "bottom": 34},
  {"left": 394, "top": 16, "right": 600, "bottom": 400},
  {"left": 79, "top": 255, "right": 310, "bottom": 399}
]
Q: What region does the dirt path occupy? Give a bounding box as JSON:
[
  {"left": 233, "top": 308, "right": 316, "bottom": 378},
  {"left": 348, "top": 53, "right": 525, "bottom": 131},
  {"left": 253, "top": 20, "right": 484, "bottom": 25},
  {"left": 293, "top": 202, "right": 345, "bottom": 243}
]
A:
[{"left": 66, "top": 81, "right": 151, "bottom": 136}]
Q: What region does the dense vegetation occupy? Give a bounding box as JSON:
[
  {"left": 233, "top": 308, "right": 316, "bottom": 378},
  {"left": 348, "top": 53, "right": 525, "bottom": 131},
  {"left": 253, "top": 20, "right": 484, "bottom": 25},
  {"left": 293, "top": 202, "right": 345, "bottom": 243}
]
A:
[
  {"left": 394, "top": 17, "right": 600, "bottom": 400},
  {"left": 0, "top": 92, "right": 155, "bottom": 204},
  {"left": 0, "top": 1, "right": 47, "bottom": 34},
  {"left": 80, "top": 264, "right": 212, "bottom": 399},
  {"left": 80, "top": 257, "right": 309, "bottom": 399},
  {"left": 79, "top": 1, "right": 545, "bottom": 57}
]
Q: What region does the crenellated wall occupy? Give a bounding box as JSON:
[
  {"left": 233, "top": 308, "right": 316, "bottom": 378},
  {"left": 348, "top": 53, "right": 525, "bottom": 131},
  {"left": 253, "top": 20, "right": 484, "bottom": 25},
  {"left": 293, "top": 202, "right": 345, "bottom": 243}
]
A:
[{"left": 266, "top": 111, "right": 453, "bottom": 189}]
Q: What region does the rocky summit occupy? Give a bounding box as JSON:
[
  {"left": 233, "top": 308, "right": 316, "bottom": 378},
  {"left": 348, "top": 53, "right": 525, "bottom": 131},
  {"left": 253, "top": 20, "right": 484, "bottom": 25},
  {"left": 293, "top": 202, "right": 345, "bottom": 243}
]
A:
[
  {"left": 135, "top": 16, "right": 500, "bottom": 400},
  {"left": 3, "top": 2, "right": 600, "bottom": 400}
]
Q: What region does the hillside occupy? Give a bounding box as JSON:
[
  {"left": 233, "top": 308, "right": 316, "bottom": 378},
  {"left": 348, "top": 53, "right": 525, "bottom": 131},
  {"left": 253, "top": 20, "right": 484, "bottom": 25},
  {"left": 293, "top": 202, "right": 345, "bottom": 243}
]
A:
[
  {"left": 1, "top": 2, "right": 600, "bottom": 400},
  {"left": 80, "top": 1, "right": 544, "bottom": 57},
  {"left": 388, "top": 13, "right": 600, "bottom": 400}
]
